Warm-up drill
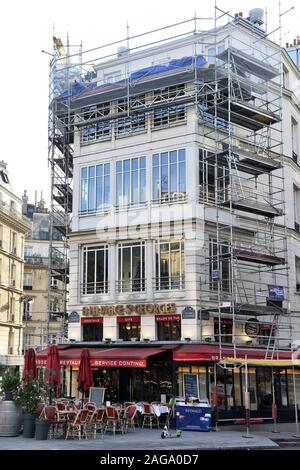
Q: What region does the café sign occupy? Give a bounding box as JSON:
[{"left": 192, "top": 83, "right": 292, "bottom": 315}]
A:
[{"left": 82, "top": 302, "right": 176, "bottom": 317}]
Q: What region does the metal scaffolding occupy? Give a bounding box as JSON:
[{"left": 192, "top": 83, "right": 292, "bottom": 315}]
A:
[{"left": 47, "top": 8, "right": 294, "bottom": 358}]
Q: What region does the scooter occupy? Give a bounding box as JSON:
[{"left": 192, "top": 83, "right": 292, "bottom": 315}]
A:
[{"left": 161, "top": 425, "right": 182, "bottom": 439}]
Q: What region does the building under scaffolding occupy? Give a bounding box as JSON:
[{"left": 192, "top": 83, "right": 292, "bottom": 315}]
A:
[{"left": 46, "top": 7, "right": 300, "bottom": 419}]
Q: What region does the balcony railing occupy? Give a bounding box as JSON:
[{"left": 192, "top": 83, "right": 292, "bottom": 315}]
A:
[
  {"left": 25, "top": 255, "right": 49, "bottom": 266},
  {"left": 117, "top": 279, "right": 146, "bottom": 293},
  {"left": 81, "top": 281, "right": 109, "bottom": 295},
  {"left": 154, "top": 275, "right": 185, "bottom": 291}
]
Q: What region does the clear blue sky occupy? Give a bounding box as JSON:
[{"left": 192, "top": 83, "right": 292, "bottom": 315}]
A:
[{"left": 1, "top": 0, "right": 297, "bottom": 206}]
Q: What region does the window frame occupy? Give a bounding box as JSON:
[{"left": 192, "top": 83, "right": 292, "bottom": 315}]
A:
[
  {"left": 82, "top": 245, "right": 109, "bottom": 295},
  {"left": 155, "top": 239, "right": 185, "bottom": 291},
  {"left": 152, "top": 149, "right": 186, "bottom": 203},
  {"left": 115, "top": 156, "right": 146, "bottom": 207},
  {"left": 117, "top": 241, "right": 146, "bottom": 292},
  {"left": 80, "top": 162, "right": 110, "bottom": 213}
]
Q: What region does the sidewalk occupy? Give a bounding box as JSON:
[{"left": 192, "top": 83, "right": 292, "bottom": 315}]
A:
[{"left": 0, "top": 424, "right": 293, "bottom": 450}]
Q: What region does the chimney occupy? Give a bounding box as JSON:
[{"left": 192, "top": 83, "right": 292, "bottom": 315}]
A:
[
  {"left": 22, "top": 190, "right": 28, "bottom": 215},
  {"left": 294, "top": 38, "right": 297, "bottom": 46},
  {"left": 235, "top": 13, "right": 239, "bottom": 18},
  {"left": 35, "top": 190, "right": 37, "bottom": 206},
  {"left": 239, "top": 12, "right": 243, "bottom": 17},
  {"left": 286, "top": 42, "right": 289, "bottom": 48}
]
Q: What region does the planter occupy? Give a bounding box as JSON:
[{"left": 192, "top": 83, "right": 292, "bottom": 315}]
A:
[
  {"left": 35, "top": 419, "right": 51, "bottom": 440},
  {"left": 23, "top": 413, "right": 36, "bottom": 438},
  {"left": 0, "top": 400, "right": 22, "bottom": 436},
  {"left": 4, "top": 391, "right": 13, "bottom": 401}
]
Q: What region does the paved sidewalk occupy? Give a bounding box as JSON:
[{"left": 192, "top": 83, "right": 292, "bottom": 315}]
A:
[{"left": 0, "top": 427, "right": 280, "bottom": 450}]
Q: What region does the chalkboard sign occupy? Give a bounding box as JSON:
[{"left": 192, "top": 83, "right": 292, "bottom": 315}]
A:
[
  {"left": 183, "top": 374, "right": 199, "bottom": 399},
  {"left": 89, "top": 387, "right": 106, "bottom": 407}
]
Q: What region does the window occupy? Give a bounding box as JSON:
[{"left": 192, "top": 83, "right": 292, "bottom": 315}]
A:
[
  {"left": 11, "top": 232, "right": 17, "bottom": 254},
  {"left": 291, "top": 117, "right": 299, "bottom": 162},
  {"left": 157, "top": 318, "right": 181, "bottom": 341},
  {"left": 23, "top": 272, "right": 33, "bottom": 290},
  {"left": 10, "top": 264, "right": 16, "bottom": 287},
  {"left": 155, "top": 240, "right": 184, "bottom": 290},
  {"left": 80, "top": 163, "right": 110, "bottom": 213},
  {"left": 282, "top": 64, "right": 289, "bottom": 88},
  {"left": 118, "top": 242, "right": 145, "bottom": 292},
  {"left": 118, "top": 319, "right": 141, "bottom": 341},
  {"left": 153, "top": 84, "right": 185, "bottom": 128},
  {"left": 0, "top": 170, "right": 9, "bottom": 184},
  {"left": 116, "top": 95, "right": 145, "bottom": 136},
  {"left": 294, "top": 186, "right": 300, "bottom": 230},
  {"left": 214, "top": 318, "right": 232, "bottom": 343},
  {"left": 258, "top": 324, "right": 275, "bottom": 346},
  {"left": 24, "top": 245, "right": 33, "bottom": 259},
  {"left": 207, "top": 44, "right": 225, "bottom": 64},
  {"left": 209, "top": 239, "right": 230, "bottom": 292},
  {"left": 199, "top": 149, "right": 229, "bottom": 203},
  {"left": 116, "top": 156, "right": 146, "bottom": 206},
  {"left": 23, "top": 302, "right": 32, "bottom": 321},
  {"left": 82, "top": 245, "right": 109, "bottom": 294},
  {"left": 83, "top": 323, "right": 103, "bottom": 342},
  {"left": 152, "top": 149, "right": 186, "bottom": 202},
  {"left": 81, "top": 103, "right": 111, "bottom": 143},
  {"left": 0, "top": 224, "right": 3, "bottom": 247},
  {"left": 296, "top": 256, "right": 300, "bottom": 292},
  {"left": 8, "top": 329, "right": 14, "bottom": 355}
]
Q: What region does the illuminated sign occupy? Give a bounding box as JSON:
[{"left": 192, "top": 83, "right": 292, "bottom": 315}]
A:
[{"left": 82, "top": 303, "right": 176, "bottom": 317}]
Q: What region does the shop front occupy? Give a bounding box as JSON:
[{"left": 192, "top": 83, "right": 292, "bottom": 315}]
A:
[
  {"left": 174, "top": 344, "right": 300, "bottom": 422},
  {"left": 36, "top": 342, "right": 300, "bottom": 421}
]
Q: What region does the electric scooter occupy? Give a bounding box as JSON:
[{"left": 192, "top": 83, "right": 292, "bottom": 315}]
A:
[{"left": 161, "top": 425, "right": 182, "bottom": 439}]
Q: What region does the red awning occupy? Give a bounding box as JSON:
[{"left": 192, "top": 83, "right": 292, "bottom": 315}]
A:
[
  {"left": 36, "top": 346, "right": 165, "bottom": 368},
  {"left": 117, "top": 316, "right": 141, "bottom": 323},
  {"left": 173, "top": 344, "right": 296, "bottom": 363},
  {"left": 155, "top": 315, "right": 181, "bottom": 322},
  {"left": 81, "top": 317, "right": 103, "bottom": 324}
]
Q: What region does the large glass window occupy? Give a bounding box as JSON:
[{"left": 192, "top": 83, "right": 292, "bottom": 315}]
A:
[
  {"left": 214, "top": 318, "right": 232, "bottom": 343},
  {"left": 118, "top": 321, "right": 141, "bottom": 341},
  {"left": 152, "top": 149, "right": 186, "bottom": 202},
  {"left": 157, "top": 320, "right": 181, "bottom": 341},
  {"left": 155, "top": 240, "right": 184, "bottom": 290},
  {"left": 209, "top": 239, "right": 230, "bottom": 292},
  {"left": 82, "top": 323, "right": 103, "bottom": 342},
  {"left": 81, "top": 163, "right": 110, "bottom": 213},
  {"left": 116, "top": 156, "right": 146, "bottom": 206},
  {"left": 152, "top": 84, "right": 186, "bottom": 128},
  {"left": 118, "top": 242, "right": 145, "bottom": 292},
  {"left": 82, "top": 245, "right": 109, "bottom": 294},
  {"left": 81, "top": 103, "right": 111, "bottom": 144}
]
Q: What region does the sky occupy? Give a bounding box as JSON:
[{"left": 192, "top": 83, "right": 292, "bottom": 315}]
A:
[{"left": 0, "top": 0, "right": 298, "bottom": 206}]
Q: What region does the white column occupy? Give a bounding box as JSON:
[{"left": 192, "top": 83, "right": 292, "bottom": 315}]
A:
[
  {"left": 146, "top": 239, "right": 154, "bottom": 301},
  {"left": 109, "top": 243, "right": 116, "bottom": 301}
]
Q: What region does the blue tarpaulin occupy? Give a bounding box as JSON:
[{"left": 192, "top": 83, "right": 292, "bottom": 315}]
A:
[
  {"left": 130, "top": 55, "right": 206, "bottom": 80},
  {"left": 59, "top": 54, "right": 206, "bottom": 100}
]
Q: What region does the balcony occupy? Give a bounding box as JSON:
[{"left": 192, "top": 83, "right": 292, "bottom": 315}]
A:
[
  {"left": 117, "top": 279, "right": 146, "bottom": 293},
  {"left": 154, "top": 275, "right": 185, "bottom": 291},
  {"left": 25, "top": 255, "right": 49, "bottom": 266},
  {"left": 81, "top": 281, "right": 109, "bottom": 295}
]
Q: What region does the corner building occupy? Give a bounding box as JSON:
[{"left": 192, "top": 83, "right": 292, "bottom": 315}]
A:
[{"left": 53, "top": 13, "right": 300, "bottom": 419}]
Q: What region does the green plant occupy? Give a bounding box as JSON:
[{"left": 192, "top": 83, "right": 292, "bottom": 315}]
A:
[
  {"left": 0, "top": 371, "right": 20, "bottom": 395},
  {"left": 15, "top": 379, "right": 48, "bottom": 414}
]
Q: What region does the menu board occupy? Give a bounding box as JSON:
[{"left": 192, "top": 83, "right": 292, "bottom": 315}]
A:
[
  {"left": 89, "top": 387, "right": 106, "bottom": 407},
  {"left": 183, "top": 374, "right": 199, "bottom": 399}
]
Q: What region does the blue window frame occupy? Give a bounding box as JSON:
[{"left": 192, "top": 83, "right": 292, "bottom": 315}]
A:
[
  {"left": 81, "top": 163, "right": 110, "bottom": 213},
  {"left": 152, "top": 149, "right": 186, "bottom": 202},
  {"left": 116, "top": 156, "right": 146, "bottom": 206}
]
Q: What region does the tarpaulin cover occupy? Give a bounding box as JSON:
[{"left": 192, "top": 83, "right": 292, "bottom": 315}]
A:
[{"left": 130, "top": 55, "right": 206, "bottom": 80}]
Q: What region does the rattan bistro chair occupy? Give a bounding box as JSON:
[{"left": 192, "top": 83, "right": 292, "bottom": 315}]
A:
[
  {"left": 65, "top": 409, "right": 89, "bottom": 440},
  {"left": 141, "top": 403, "right": 159, "bottom": 429}
]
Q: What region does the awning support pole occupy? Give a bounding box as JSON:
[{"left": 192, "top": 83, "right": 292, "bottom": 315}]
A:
[{"left": 292, "top": 366, "right": 300, "bottom": 438}]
